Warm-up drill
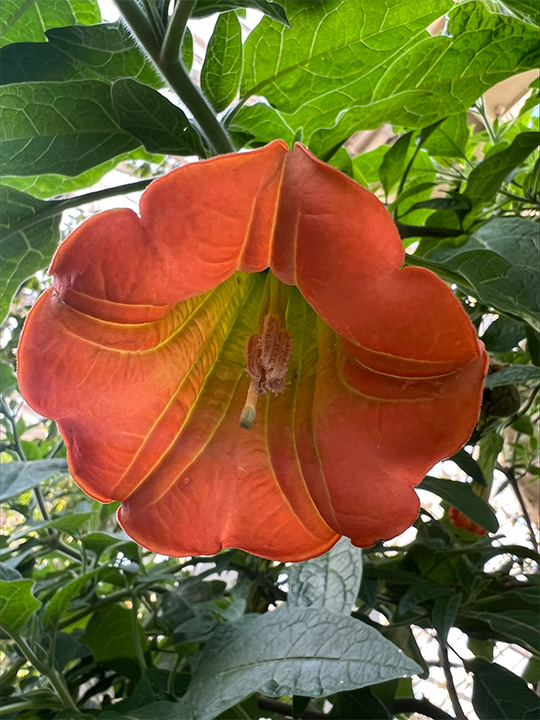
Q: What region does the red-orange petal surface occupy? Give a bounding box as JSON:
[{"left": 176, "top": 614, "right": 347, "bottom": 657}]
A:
[{"left": 18, "top": 141, "right": 488, "bottom": 561}]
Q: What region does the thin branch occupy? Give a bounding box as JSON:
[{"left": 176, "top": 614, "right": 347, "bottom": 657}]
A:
[
  {"left": 498, "top": 462, "right": 539, "bottom": 554},
  {"left": 0, "top": 396, "right": 26, "bottom": 460},
  {"left": 393, "top": 697, "right": 455, "bottom": 719},
  {"left": 113, "top": 0, "right": 161, "bottom": 56},
  {"left": 2, "top": 178, "right": 155, "bottom": 243},
  {"left": 439, "top": 641, "right": 467, "bottom": 720}
]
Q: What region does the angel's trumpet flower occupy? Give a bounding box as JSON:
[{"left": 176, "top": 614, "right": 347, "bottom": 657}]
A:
[{"left": 18, "top": 141, "right": 488, "bottom": 561}]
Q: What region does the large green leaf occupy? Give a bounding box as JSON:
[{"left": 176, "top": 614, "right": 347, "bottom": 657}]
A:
[
  {"left": 182, "top": 606, "right": 420, "bottom": 720},
  {"left": 467, "top": 608, "right": 540, "bottom": 654},
  {"left": 0, "top": 81, "right": 139, "bottom": 177},
  {"left": 0, "top": 186, "right": 61, "bottom": 323},
  {"left": 466, "top": 131, "right": 540, "bottom": 205},
  {"left": 1, "top": 146, "right": 161, "bottom": 200},
  {"left": 418, "top": 476, "right": 499, "bottom": 533},
  {"left": 0, "top": 579, "right": 42, "bottom": 635},
  {"left": 0, "top": 0, "right": 100, "bottom": 47},
  {"left": 201, "top": 11, "right": 243, "bottom": 113},
  {"left": 0, "top": 459, "right": 69, "bottom": 501},
  {"left": 111, "top": 79, "right": 205, "bottom": 157},
  {"left": 466, "top": 658, "right": 540, "bottom": 719},
  {"left": 242, "top": 0, "right": 539, "bottom": 158},
  {"left": 422, "top": 218, "right": 540, "bottom": 330},
  {"left": 0, "top": 21, "right": 162, "bottom": 88},
  {"left": 82, "top": 605, "right": 148, "bottom": 662},
  {"left": 288, "top": 537, "right": 362, "bottom": 615}
]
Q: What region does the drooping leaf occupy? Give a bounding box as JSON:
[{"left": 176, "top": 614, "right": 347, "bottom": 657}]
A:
[
  {"left": 182, "top": 606, "right": 421, "bottom": 720},
  {"left": 201, "top": 11, "right": 243, "bottom": 113},
  {"left": 485, "top": 364, "right": 540, "bottom": 387},
  {"left": 288, "top": 537, "right": 362, "bottom": 615},
  {"left": 111, "top": 79, "right": 205, "bottom": 157},
  {"left": 0, "top": 186, "right": 61, "bottom": 323},
  {"left": 432, "top": 593, "right": 462, "bottom": 644},
  {"left": 1, "top": 147, "right": 160, "bottom": 200},
  {"left": 242, "top": 0, "right": 539, "bottom": 158},
  {"left": 421, "top": 217, "right": 540, "bottom": 330},
  {"left": 11, "top": 512, "right": 92, "bottom": 540},
  {"left": 466, "top": 131, "right": 540, "bottom": 205},
  {"left": 82, "top": 605, "right": 148, "bottom": 662},
  {"left": 466, "top": 658, "right": 540, "bottom": 720},
  {"left": 0, "top": 578, "right": 42, "bottom": 635},
  {"left": 43, "top": 571, "right": 97, "bottom": 631},
  {"left": 449, "top": 448, "right": 486, "bottom": 486},
  {"left": 418, "top": 476, "right": 499, "bottom": 533},
  {"left": 0, "top": 458, "right": 69, "bottom": 500},
  {"left": 378, "top": 133, "right": 413, "bottom": 196},
  {"left": 18, "top": 142, "right": 487, "bottom": 560},
  {"left": 0, "top": 0, "right": 100, "bottom": 47},
  {"left": 422, "top": 114, "right": 470, "bottom": 159},
  {"left": 466, "top": 608, "right": 540, "bottom": 655},
  {"left": 0, "top": 81, "right": 139, "bottom": 177},
  {"left": 193, "top": 0, "right": 290, "bottom": 27},
  {"left": 0, "top": 21, "right": 162, "bottom": 87},
  {"left": 481, "top": 317, "right": 526, "bottom": 353}
]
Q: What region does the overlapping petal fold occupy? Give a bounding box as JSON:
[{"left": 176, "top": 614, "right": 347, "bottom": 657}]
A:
[{"left": 18, "top": 141, "right": 488, "bottom": 560}]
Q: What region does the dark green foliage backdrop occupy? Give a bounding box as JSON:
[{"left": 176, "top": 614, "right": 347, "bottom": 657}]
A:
[{"left": 0, "top": 1, "right": 539, "bottom": 718}]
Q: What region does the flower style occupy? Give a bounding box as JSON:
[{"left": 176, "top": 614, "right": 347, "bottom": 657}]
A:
[{"left": 18, "top": 141, "right": 488, "bottom": 561}]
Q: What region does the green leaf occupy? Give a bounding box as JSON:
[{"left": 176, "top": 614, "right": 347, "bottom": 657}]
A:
[
  {"left": 43, "top": 572, "right": 97, "bottom": 632},
  {"left": 423, "top": 218, "right": 540, "bottom": 330},
  {"left": 397, "top": 579, "right": 452, "bottom": 615},
  {"left": 0, "top": 562, "right": 22, "bottom": 581},
  {"left": 182, "top": 27, "right": 194, "bottom": 72},
  {"left": 228, "top": 102, "right": 295, "bottom": 147},
  {"left": 0, "top": 578, "right": 41, "bottom": 634},
  {"left": 0, "top": 22, "right": 162, "bottom": 87},
  {"left": 418, "top": 476, "right": 499, "bottom": 533},
  {"left": 378, "top": 133, "right": 413, "bottom": 196},
  {"left": 1, "top": 146, "right": 159, "bottom": 200},
  {"left": 432, "top": 593, "right": 462, "bottom": 644},
  {"left": 482, "top": 317, "right": 526, "bottom": 353},
  {"left": 480, "top": 0, "right": 540, "bottom": 26},
  {"left": 98, "top": 700, "right": 191, "bottom": 720},
  {"left": 0, "top": 0, "right": 100, "bottom": 47},
  {"left": 422, "top": 113, "right": 469, "bottom": 159},
  {"left": 0, "top": 80, "right": 139, "bottom": 177},
  {"left": 201, "top": 11, "right": 243, "bottom": 113},
  {"left": 0, "top": 459, "right": 68, "bottom": 501},
  {"left": 352, "top": 146, "right": 390, "bottom": 187},
  {"left": 243, "top": 0, "right": 539, "bottom": 158},
  {"left": 485, "top": 364, "right": 540, "bottom": 387},
  {"left": 466, "top": 131, "right": 540, "bottom": 205},
  {"left": 193, "top": 0, "right": 290, "bottom": 27},
  {"left": 11, "top": 512, "right": 92, "bottom": 540},
  {"left": 0, "top": 186, "right": 61, "bottom": 323},
  {"left": 0, "top": 360, "right": 17, "bottom": 392},
  {"left": 182, "top": 606, "right": 420, "bottom": 720},
  {"left": 468, "top": 608, "right": 540, "bottom": 655},
  {"left": 111, "top": 79, "right": 205, "bottom": 157},
  {"left": 82, "top": 605, "right": 148, "bottom": 663},
  {"left": 449, "top": 448, "right": 486, "bottom": 486},
  {"left": 466, "top": 657, "right": 540, "bottom": 719},
  {"left": 288, "top": 537, "right": 363, "bottom": 615}
]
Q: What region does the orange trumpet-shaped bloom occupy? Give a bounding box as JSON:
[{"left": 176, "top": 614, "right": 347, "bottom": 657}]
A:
[{"left": 18, "top": 141, "right": 488, "bottom": 561}]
